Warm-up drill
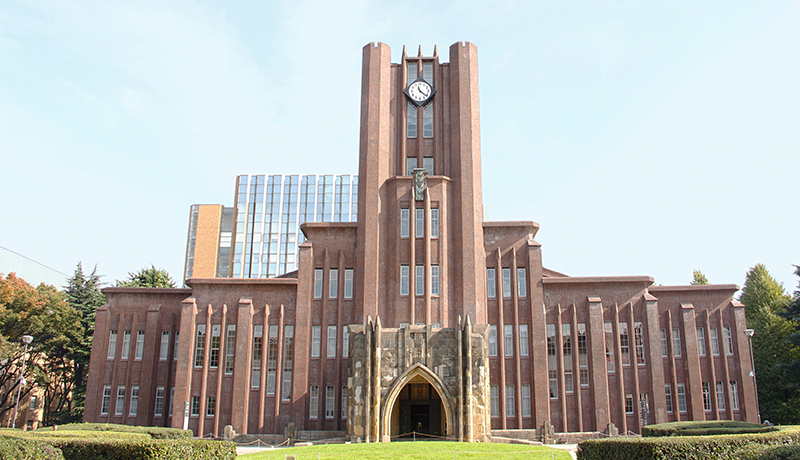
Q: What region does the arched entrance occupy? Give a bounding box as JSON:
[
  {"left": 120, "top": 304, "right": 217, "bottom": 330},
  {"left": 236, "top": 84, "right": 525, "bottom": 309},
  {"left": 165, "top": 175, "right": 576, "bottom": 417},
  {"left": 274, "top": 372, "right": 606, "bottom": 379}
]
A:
[{"left": 381, "top": 364, "right": 455, "bottom": 442}]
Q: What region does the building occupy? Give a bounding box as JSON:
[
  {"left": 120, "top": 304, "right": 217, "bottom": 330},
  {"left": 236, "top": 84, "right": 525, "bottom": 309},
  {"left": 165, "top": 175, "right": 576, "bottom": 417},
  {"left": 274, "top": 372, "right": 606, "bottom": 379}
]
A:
[
  {"left": 183, "top": 174, "right": 358, "bottom": 282},
  {"left": 84, "top": 42, "right": 757, "bottom": 442}
]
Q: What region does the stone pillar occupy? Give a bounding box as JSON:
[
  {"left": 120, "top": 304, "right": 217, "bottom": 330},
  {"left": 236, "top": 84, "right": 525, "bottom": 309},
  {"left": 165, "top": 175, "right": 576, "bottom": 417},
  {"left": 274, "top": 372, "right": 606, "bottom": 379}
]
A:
[
  {"left": 172, "top": 297, "right": 197, "bottom": 431},
  {"left": 232, "top": 299, "right": 253, "bottom": 434},
  {"left": 644, "top": 293, "right": 667, "bottom": 424},
  {"left": 588, "top": 296, "right": 610, "bottom": 430}
]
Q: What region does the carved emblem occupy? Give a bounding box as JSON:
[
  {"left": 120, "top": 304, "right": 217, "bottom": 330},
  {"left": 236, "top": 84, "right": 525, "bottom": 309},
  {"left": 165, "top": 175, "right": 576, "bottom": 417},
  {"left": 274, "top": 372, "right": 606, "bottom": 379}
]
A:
[{"left": 413, "top": 168, "right": 428, "bottom": 201}]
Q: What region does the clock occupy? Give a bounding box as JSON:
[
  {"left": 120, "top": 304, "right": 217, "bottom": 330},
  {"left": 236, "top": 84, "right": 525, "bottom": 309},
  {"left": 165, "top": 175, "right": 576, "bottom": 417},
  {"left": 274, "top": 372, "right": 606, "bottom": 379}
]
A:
[{"left": 404, "top": 79, "right": 436, "bottom": 107}]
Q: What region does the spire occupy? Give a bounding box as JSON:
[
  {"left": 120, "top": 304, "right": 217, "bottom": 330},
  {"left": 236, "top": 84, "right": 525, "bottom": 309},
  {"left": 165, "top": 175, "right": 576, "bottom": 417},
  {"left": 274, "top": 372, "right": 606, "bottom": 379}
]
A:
[{"left": 417, "top": 44, "right": 422, "bottom": 58}]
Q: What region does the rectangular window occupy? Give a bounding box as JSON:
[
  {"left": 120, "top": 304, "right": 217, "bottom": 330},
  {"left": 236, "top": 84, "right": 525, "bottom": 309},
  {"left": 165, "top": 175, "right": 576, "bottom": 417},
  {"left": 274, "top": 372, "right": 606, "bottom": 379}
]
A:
[
  {"left": 400, "top": 265, "right": 410, "bottom": 296},
  {"left": 311, "top": 325, "right": 321, "bottom": 358},
  {"left": 225, "top": 325, "right": 236, "bottom": 374},
  {"left": 517, "top": 268, "right": 526, "bottom": 297},
  {"left": 563, "top": 323, "right": 573, "bottom": 393},
  {"left": 519, "top": 324, "right": 529, "bottom": 356},
  {"left": 490, "top": 385, "right": 499, "bottom": 417},
  {"left": 154, "top": 386, "right": 165, "bottom": 417},
  {"left": 423, "top": 106, "right": 433, "bottom": 138},
  {"left": 521, "top": 384, "right": 531, "bottom": 417},
  {"left": 620, "top": 322, "right": 630, "bottom": 366},
  {"left": 416, "top": 209, "right": 424, "bottom": 238},
  {"left": 431, "top": 265, "right": 440, "bottom": 296},
  {"left": 108, "top": 330, "right": 117, "bottom": 359},
  {"left": 327, "top": 325, "right": 337, "bottom": 358},
  {"left": 329, "top": 269, "right": 338, "bottom": 298},
  {"left": 174, "top": 331, "right": 179, "bottom": 361},
  {"left": 677, "top": 383, "right": 687, "bottom": 412},
  {"left": 191, "top": 396, "right": 200, "bottom": 416},
  {"left": 724, "top": 326, "right": 734, "bottom": 355},
  {"left": 309, "top": 385, "right": 319, "bottom": 419},
  {"left": 605, "top": 322, "right": 615, "bottom": 373},
  {"left": 101, "top": 385, "right": 111, "bottom": 414},
  {"left": 169, "top": 386, "right": 174, "bottom": 417},
  {"left": 160, "top": 331, "right": 170, "bottom": 361},
  {"left": 665, "top": 384, "right": 673, "bottom": 413},
  {"left": 314, "top": 269, "right": 323, "bottom": 298},
  {"left": 406, "top": 157, "right": 417, "bottom": 176},
  {"left": 344, "top": 269, "right": 353, "bottom": 299},
  {"left": 207, "top": 396, "right": 216, "bottom": 417},
  {"left": 252, "top": 325, "right": 263, "bottom": 388},
  {"left": 625, "top": 394, "right": 634, "bottom": 414},
  {"left": 489, "top": 325, "right": 498, "bottom": 356},
  {"left": 703, "top": 382, "right": 712, "bottom": 411},
  {"left": 731, "top": 381, "right": 740, "bottom": 410},
  {"left": 549, "top": 370, "right": 558, "bottom": 399},
  {"left": 342, "top": 386, "right": 348, "bottom": 419},
  {"left": 502, "top": 268, "right": 511, "bottom": 298},
  {"left": 578, "top": 323, "right": 589, "bottom": 387},
  {"left": 504, "top": 324, "right": 513, "bottom": 357},
  {"left": 548, "top": 324, "right": 558, "bottom": 398},
  {"left": 400, "top": 209, "right": 410, "bottom": 238},
  {"left": 267, "top": 325, "right": 278, "bottom": 394},
  {"left": 209, "top": 325, "right": 221, "bottom": 368},
  {"left": 115, "top": 385, "right": 125, "bottom": 416},
  {"left": 580, "top": 369, "right": 589, "bottom": 387},
  {"left": 487, "top": 268, "right": 496, "bottom": 298},
  {"left": 282, "top": 325, "right": 294, "bottom": 401},
  {"left": 135, "top": 331, "right": 144, "bottom": 360},
  {"left": 661, "top": 328, "right": 668, "bottom": 357},
  {"left": 717, "top": 381, "right": 726, "bottom": 411},
  {"left": 407, "top": 62, "right": 418, "bottom": 83},
  {"left": 423, "top": 61, "right": 433, "bottom": 82},
  {"left": 711, "top": 327, "right": 720, "bottom": 355},
  {"left": 407, "top": 102, "right": 417, "bottom": 138},
  {"left": 129, "top": 385, "right": 139, "bottom": 416},
  {"left": 415, "top": 265, "right": 424, "bottom": 296},
  {"left": 121, "top": 331, "right": 131, "bottom": 360},
  {"left": 430, "top": 209, "right": 439, "bottom": 238},
  {"left": 673, "top": 328, "right": 682, "bottom": 357},
  {"left": 194, "top": 324, "right": 206, "bottom": 367},
  {"left": 342, "top": 326, "right": 350, "bottom": 358},
  {"left": 506, "top": 385, "right": 515, "bottom": 417},
  {"left": 697, "top": 327, "right": 706, "bottom": 356},
  {"left": 325, "top": 386, "right": 335, "bottom": 419},
  {"left": 634, "top": 322, "right": 645, "bottom": 365},
  {"left": 30, "top": 395, "right": 37, "bottom": 411}
]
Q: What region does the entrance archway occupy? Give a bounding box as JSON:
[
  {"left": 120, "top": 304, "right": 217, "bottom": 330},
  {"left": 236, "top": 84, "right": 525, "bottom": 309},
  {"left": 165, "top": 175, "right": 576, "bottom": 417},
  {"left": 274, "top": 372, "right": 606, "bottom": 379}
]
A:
[{"left": 381, "top": 363, "right": 455, "bottom": 442}]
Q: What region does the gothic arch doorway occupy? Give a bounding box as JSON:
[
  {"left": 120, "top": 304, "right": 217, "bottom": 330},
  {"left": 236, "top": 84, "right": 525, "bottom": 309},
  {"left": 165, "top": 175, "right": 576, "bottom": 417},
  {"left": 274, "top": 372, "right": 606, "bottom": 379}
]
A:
[{"left": 381, "top": 364, "right": 455, "bottom": 441}]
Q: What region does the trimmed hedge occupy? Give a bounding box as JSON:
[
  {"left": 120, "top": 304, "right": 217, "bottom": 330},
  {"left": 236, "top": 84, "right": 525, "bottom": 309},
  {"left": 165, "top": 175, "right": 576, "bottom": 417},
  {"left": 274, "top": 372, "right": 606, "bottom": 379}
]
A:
[
  {"left": 34, "top": 423, "right": 191, "bottom": 440},
  {"left": 0, "top": 436, "right": 64, "bottom": 460},
  {"left": 578, "top": 427, "right": 800, "bottom": 460},
  {"left": 42, "top": 438, "right": 236, "bottom": 460},
  {"left": 642, "top": 421, "right": 775, "bottom": 437},
  {"left": 737, "top": 445, "right": 800, "bottom": 460}
]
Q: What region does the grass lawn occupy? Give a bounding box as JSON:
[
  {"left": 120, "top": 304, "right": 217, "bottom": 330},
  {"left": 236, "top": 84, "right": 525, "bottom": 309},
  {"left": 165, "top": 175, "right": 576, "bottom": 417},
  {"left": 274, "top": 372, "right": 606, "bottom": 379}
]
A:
[{"left": 238, "top": 441, "right": 572, "bottom": 459}]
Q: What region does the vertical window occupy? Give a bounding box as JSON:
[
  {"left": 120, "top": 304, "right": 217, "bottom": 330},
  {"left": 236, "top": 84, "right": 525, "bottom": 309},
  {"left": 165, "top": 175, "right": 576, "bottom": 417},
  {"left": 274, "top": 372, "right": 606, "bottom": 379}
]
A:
[
  {"left": 115, "top": 385, "right": 125, "bottom": 416},
  {"left": 342, "top": 326, "right": 350, "bottom": 358},
  {"left": 415, "top": 209, "right": 424, "bottom": 238},
  {"left": 489, "top": 325, "right": 498, "bottom": 356},
  {"left": 174, "top": 331, "right": 180, "bottom": 361},
  {"left": 210, "top": 325, "right": 221, "bottom": 368},
  {"left": 311, "top": 326, "right": 321, "bottom": 358},
  {"left": 329, "top": 269, "right": 338, "bottom": 298},
  {"left": 407, "top": 102, "right": 417, "bottom": 138},
  {"left": 267, "top": 325, "right": 278, "bottom": 394},
  {"left": 423, "top": 61, "right": 433, "bottom": 82},
  {"left": 400, "top": 209, "right": 410, "bottom": 238},
  {"left": 490, "top": 385, "right": 499, "bottom": 417},
  {"left": 634, "top": 322, "right": 645, "bottom": 365},
  {"left": 101, "top": 385, "right": 111, "bottom": 414},
  {"left": 415, "top": 265, "right": 424, "bottom": 296},
  {"left": 697, "top": 327, "right": 706, "bottom": 356},
  {"left": 625, "top": 394, "right": 634, "bottom": 414},
  {"left": 135, "top": 331, "right": 144, "bottom": 360},
  {"left": 225, "top": 325, "right": 236, "bottom": 374},
  {"left": 547, "top": 324, "right": 558, "bottom": 398},
  {"left": 30, "top": 396, "right": 37, "bottom": 411},
  {"left": 108, "top": 331, "right": 117, "bottom": 359},
  {"left": 717, "top": 381, "right": 726, "bottom": 411},
  {"left": 620, "top": 322, "right": 630, "bottom": 366},
  {"left": 194, "top": 325, "right": 206, "bottom": 367},
  {"left": 423, "top": 106, "right": 433, "bottom": 138},
  {"left": 160, "top": 331, "right": 170, "bottom": 361},
  {"left": 731, "top": 381, "right": 740, "bottom": 410},
  {"left": 191, "top": 396, "right": 200, "bottom": 416},
  {"left": 677, "top": 383, "right": 687, "bottom": 412},
  {"left": 325, "top": 386, "right": 335, "bottom": 419},
  {"left": 121, "top": 331, "right": 131, "bottom": 360},
  {"left": 506, "top": 385, "right": 515, "bottom": 417},
  {"left": 169, "top": 386, "right": 174, "bottom": 417},
  {"left": 711, "top": 327, "right": 720, "bottom": 355},
  {"left": 578, "top": 323, "right": 589, "bottom": 387},
  {"left": 314, "top": 269, "right": 324, "bottom": 298},
  {"left": 430, "top": 209, "right": 439, "bottom": 238},
  {"left": 665, "top": 384, "right": 674, "bottom": 413},
  {"left": 519, "top": 324, "right": 529, "bottom": 357},
  {"left": 431, "top": 265, "right": 440, "bottom": 296},
  {"left": 400, "top": 265, "right": 410, "bottom": 296},
  {"left": 206, "top": 396, "right": 216, "bottom": 417},
  {"left": 327, "top": 325, "right": 337, "bottom": 358},
  {"left": 502, "top": 268, "right": 511, "bottom": 298},
  {"left": 282, "top": 325, "right": 294, "bottom": 401},
  {"left": 487, "top": 268, "right": 496, "bottom": 298},
  {"left": 661, "top": 328, "right": 668, "bottom": 357},
  {"left": 154, "top": 386, "right": 165, "bottom": 417},
  {"left": 673, "top": 328, "right": 682, "bottom": 357},
  {"left": 563, "top": 323, "right": 573, "bottom": 393},
  {"left": 521, "top": 384, "right": 531, "bottom": 417},
  {"left": 129, "top": 386, "right": 139, "bottom": 416},
  {"left": 309, "top": 385, "right": 319, "bottom": 419},
  {"left": 406, "top": 157, "right": 417, "bottom": 176},
  {"left": 344, "top": 269, "right": 353, "bottom": 299},
  {"left": 342, "top": 386, "right": 348, "bottom": 419},
  {"left": 504, "top": 325, "right": 513, "bottom": 357},
  {"left": 605, "top": 322, "right": 615, "bottom": 373},
  {"left": 407, "top": 62, "right": 418, "bottom": 83},
  {"left": 724, "top": 326, "right": 734, "bottom": 355},
  {"left": 252, "top": 325, "right": 263, "bottom": 388},
  {"left": 517, "top": 268, "right": 526, "bottom": 297},
  {"left": 702, "top": 382, "right": 711, "bottom": 411}
]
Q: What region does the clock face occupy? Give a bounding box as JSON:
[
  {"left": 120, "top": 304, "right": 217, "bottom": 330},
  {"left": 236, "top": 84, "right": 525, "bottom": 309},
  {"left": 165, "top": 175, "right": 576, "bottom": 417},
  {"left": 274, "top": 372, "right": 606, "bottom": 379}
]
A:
[{"left": 407, "top": 80, "right": 433, "bottom": 103}]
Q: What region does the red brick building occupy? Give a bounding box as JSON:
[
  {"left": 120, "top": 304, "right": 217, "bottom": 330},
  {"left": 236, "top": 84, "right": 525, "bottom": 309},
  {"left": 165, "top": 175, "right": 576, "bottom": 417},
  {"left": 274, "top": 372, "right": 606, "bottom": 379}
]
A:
[{"left": 84, "top": 42, "right": 757, "bottom": 441}]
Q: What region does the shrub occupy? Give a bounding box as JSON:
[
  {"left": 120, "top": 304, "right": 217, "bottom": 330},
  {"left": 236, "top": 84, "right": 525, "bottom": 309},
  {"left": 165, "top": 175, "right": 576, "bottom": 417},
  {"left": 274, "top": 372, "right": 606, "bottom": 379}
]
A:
[
  {"left": 642, "top": 421, "right": 773, "bottom": 437},
  {"left": 737, "top": 445, "right": 800, "bottom": 460},
  {"left": 42, "top": 438, "right": 236, "bottom": 460},
  {"left": 0, "top": 436, "right": 64, "bottom": 460},
  {"left": 34, "top": 423, "right": 191, "bottom": 440}
]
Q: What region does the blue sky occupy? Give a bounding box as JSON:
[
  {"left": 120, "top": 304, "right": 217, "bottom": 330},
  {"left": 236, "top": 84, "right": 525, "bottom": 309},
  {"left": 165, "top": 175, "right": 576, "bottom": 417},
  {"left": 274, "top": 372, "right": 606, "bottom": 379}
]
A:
[{"left": 1, "top": 1, "right": 798, "bottom": 292}]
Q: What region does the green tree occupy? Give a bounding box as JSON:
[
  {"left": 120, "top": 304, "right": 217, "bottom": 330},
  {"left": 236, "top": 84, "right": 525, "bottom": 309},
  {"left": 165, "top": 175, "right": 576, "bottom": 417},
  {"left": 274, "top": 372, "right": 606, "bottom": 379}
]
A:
[
  {"left": 739, "top": 264, "right": 800, "bottom": 424},
  {"left": 691, "top": 270, "right": 709, "bottom": 285},
  {"left": 779, "top": 265, "right": 800, "bottom": 383},
  {"left": 116, "top": 265, "right": 175, "bottom": 288}
]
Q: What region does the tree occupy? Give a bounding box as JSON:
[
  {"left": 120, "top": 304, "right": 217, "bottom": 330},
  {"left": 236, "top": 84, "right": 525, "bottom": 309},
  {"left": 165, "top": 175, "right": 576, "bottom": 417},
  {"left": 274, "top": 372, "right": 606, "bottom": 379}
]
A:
[
  {"left": 691, "top": 270, "right": 709, "bottom": 285},
  {"left": 739, "top": 264, "right": 800, "bottom": 424},
  {"left": 116, "top": 265, "right": 175, "bottom": 288},
  {"left": 779, "top": 265, "right": 800, "bottom": 383}
]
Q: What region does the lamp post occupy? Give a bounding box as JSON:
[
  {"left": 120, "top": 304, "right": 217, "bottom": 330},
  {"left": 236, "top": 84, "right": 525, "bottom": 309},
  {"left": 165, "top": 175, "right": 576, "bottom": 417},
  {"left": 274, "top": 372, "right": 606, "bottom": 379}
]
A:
[
  {"left": 12, "top": 335, "right": 33, "bottom": 429},
  {"left": 744, "top": 329, "right": 761, "bottom": 424}
]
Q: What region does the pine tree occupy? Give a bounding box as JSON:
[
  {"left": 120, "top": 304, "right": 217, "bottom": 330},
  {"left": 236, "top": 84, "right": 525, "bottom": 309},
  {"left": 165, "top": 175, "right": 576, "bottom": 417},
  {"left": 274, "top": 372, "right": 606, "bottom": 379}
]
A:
[
  {"left": 116, "top": 265, "right": 175, "bottom": 288},
  {"left": 691, "top": 270, "right": 709, "bottom": 285}
]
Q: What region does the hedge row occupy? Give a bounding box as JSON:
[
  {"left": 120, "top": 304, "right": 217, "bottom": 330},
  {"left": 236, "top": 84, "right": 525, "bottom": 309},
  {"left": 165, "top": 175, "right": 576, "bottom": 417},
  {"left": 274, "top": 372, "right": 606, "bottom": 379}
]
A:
[
  {"left": 642, "top": 421, "right": 774, "bottom": 437},
  {"left": 34, "top": 423, "right": 191, "bottom": 440},
  {"left": 737, "top": 445, "right": 800, "bottom": 460},
  {"left": 0, "top": 436, "right": 235, "bottom": 460},
  {"left": 577, "top": 427, "right": 800, "bottom": 460},
  {"left": 0, "top": 437, "right": 63, "bottom": 460}
]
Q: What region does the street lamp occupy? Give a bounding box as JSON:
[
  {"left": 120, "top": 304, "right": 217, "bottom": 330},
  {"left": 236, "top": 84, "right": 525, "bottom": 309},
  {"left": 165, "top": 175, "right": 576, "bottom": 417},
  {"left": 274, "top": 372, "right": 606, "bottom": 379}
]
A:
[
  {"left": 12, "top": 335, "right": 33, "bottom": 429},
  {"left": 744, "top": 329, "right": 761, "bottom": 424}
]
